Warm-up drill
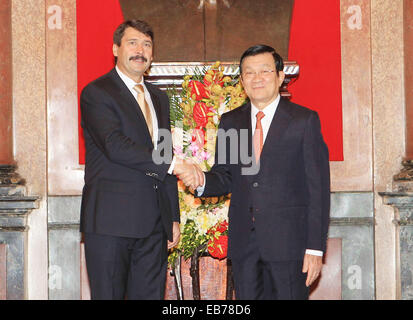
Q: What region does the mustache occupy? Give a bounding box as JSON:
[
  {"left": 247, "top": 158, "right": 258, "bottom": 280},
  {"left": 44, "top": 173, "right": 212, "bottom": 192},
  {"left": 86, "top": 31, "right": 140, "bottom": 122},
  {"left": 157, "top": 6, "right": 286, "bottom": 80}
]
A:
[{"left": 129, "top": 55, "right": 148, "bottom": 62}]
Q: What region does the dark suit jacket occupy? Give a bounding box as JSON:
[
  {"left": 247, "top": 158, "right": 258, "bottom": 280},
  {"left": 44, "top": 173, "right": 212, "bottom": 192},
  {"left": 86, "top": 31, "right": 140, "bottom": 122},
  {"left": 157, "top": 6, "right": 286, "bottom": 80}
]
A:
[
  {"left": 202, "top": 98, "right": 330, "bottom": 261},
  {"left": 79, "top": 68, "right": 179, "bottom": 241}
]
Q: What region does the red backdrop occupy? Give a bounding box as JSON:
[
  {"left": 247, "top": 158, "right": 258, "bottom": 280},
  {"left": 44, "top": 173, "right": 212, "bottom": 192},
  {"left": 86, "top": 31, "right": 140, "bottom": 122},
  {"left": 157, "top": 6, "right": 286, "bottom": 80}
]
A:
[
  {"left": 76, "top": 0, "right": 124, "bottom": 164},
  {"left": 288, "top": 0, "right": 343, "bottom": 161},
  {"left": 76, "top": 0, "right": 343, "bottom": 163}
]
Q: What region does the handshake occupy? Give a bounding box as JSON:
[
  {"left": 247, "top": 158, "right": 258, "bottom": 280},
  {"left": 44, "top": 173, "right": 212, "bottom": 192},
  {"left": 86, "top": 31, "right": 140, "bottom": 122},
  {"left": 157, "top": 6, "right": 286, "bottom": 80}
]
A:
[{"left": 173, "top": 158, "right": 205, "bottom": 191}]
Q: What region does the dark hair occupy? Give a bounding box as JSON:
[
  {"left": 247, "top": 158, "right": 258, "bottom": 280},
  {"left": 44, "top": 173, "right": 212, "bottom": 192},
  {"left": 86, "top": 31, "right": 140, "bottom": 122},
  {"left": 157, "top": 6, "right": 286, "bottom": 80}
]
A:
[
  {"left": 113, "top": 20, "right": 154, "bottom": 46},
  {"left": 239, "top": 45, "right": 284, "bottom": 76}
]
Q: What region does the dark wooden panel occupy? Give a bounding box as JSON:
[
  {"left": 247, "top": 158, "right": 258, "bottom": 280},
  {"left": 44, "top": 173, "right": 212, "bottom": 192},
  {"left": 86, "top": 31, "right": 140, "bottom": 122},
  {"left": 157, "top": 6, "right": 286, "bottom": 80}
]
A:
[
  {"left": 120, "top": 0, "right": 293, "bottom": 62},
  {"left": 204, "top": 0, "right": 293, "bottom": 61},
  {"left": 120, "top": 0, "right": 204, "bottom": 61},
  {"left": 165, "top": 256, "right": 229, "bottom": 300}
]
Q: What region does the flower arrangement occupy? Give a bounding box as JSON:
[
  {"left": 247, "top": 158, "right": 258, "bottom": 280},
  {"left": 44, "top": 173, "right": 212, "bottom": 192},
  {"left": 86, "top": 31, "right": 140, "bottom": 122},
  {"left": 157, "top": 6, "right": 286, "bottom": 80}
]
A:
[{"left": 168, "top": 61, "right": 247, "bottom": 267}]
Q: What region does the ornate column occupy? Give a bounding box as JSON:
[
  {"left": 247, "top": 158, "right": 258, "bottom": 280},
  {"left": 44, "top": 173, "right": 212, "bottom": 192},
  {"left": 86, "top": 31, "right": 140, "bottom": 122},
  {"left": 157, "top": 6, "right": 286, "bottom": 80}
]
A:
[
  {"left": 0, "top": 0, "right": 39, "bottom": 300},
  {"left": 393, "top": 0, "right": 413, "bottom": 187},
  {"left": 380, "top": 193, "right": 413, "bottom": 299},
  {"left": 379, "top": 0, "right": 413, "bottom": 300},
  {"left": 0, "top": 166, "right": 38, "bottom": 299}
]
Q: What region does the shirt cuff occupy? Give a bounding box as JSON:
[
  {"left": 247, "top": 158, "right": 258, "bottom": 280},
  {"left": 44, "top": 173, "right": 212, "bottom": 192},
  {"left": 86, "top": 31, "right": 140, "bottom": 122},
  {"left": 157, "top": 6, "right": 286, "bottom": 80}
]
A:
[
  {"left": 196, "top": 173, "right": 206, "bottom": 196},
  {"left": 305, "top": 249, "right": 323, "bottom": 257},
  {"left": 167, "top": 156, "right": 177, "bottom": 175}
]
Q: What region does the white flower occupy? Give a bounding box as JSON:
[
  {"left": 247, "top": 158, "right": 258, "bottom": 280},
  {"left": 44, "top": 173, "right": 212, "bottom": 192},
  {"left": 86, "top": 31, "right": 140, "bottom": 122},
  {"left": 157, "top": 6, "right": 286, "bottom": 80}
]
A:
[{"left": 218, "top": 102, "right": 227, "bottom": 116}]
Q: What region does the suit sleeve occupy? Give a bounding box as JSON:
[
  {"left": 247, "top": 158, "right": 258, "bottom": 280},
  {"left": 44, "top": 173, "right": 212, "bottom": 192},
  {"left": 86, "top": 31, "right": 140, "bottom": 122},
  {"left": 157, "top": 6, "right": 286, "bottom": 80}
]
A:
[
  {"left": 158, "top": 91, "right": 180, "bottom": 222},
  {"left": 200, "top": 114, "right": 233, "bottom": 197},
  {"left": 303, "top": 111, "right": 330, "bottom": 252},
  {"left": 80, "top": 83, "right": 170, "bottom": 181}
]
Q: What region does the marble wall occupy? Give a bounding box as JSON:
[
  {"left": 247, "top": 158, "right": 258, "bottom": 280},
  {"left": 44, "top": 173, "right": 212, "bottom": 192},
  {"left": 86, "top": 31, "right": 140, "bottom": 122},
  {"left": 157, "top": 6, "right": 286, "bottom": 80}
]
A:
[
  {"left": 371, "top": 0, "right": 405, "bottom": 299},
  {"left": 5, "top": 0, "right": 410, "bottom": 299},
  {"left": 11, "top": 0, "right": 48, "bottom": 299},
  {"left": 48, "top": 193, "right": 375, "bottom": 300}
]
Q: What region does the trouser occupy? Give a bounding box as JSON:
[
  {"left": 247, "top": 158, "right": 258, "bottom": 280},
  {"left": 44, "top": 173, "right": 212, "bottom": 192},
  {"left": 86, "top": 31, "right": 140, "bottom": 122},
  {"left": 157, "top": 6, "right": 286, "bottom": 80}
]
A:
[
  {"left": 83, "top": 220, "right": 168, "bottom": 300},
  {"left": 231, "top": 228, "right": 309, "bottom": 300}
]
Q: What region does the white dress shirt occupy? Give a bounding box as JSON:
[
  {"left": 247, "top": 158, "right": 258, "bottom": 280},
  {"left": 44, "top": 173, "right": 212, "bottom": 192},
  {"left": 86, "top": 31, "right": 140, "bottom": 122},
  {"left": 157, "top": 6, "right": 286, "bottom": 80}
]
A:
[
  {"left": 116, "top": 66, "right": 176, "bottom": 173},
  {"left": 198, "top": 94, "right": 323, "bottom": 257},
  {"left": 116, "top": 66, "right": 159, "bottom": 147}
]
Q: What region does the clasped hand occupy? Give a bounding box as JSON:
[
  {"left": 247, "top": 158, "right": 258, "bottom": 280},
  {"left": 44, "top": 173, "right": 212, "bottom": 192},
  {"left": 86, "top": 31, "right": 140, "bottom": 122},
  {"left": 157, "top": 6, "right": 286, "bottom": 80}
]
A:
[{"left": 173, "top": 158, "right": 205, "bottom": 190}]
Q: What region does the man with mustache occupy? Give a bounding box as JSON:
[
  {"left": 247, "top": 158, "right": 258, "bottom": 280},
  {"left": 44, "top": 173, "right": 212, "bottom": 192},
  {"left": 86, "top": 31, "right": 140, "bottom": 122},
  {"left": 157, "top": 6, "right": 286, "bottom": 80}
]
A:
[{"left": 79, "top": 20, "right": 200, "bottom": 299}]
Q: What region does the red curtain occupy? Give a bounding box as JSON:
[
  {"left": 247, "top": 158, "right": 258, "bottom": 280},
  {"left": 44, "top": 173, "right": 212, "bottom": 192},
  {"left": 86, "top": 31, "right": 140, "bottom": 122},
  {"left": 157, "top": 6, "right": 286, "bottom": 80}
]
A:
[
  {"left": 76, "top": 0, "right": 124, "bottom": 164},
  {"left": 77, "top": 0, "right": 343, "bottom": 163},
  {"left": 288, "top": 0, "right": 343, "bottom": 160}
]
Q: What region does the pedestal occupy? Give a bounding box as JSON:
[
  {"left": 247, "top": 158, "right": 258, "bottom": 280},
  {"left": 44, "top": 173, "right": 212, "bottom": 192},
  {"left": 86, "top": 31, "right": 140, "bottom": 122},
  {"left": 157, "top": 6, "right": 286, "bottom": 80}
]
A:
[
  {"left": 380, "top": 174, "right": 413, "bottom": 299},
  {"left": 0, "top": 165, "right": 39, "bottom": 299}
]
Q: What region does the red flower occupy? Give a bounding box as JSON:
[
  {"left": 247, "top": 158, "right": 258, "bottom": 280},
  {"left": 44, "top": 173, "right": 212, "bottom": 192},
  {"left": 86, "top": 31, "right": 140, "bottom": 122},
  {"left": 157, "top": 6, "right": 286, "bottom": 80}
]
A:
[
  {"left": 208, "top": 235, "right": 228, "bottom": 259},
  {"left": 193, "top": 102, "right": 209, "bottom": 128},
  {"left": 207, "top": 220, "right": 228, "bottom": 235},
  {"left": 188, "top": 80, "right": 209, "bottom": 100},
  {"left": 215, "top": 220, "right": 228, "bottom": 233}
]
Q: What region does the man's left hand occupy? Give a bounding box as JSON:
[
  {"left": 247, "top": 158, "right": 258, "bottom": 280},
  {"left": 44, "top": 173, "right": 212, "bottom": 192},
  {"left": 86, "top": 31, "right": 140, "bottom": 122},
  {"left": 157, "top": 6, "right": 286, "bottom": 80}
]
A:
[
  {"left": 167, "top": 222, "right": 180, "bottom": 249},
  {"left": 302, "top": 254, "right": 323, "bottom": 287}
]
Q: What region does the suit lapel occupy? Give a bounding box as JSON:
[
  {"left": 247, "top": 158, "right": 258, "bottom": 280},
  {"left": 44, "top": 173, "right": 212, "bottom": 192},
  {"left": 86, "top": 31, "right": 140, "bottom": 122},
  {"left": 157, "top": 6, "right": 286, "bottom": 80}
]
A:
[
  {"left": 260, "top": 98, "right": 292, "bottom": 159},
  {"left": 238, "top": 103, "right": 254, "bottom": 180},
  {"left": 145, "top": 81, "right": 164, "bottom": 129},
  {"left": 244, "top": 103, "right": 253, "bottom": 159},
  {"left": 108, "top": 69, "right": 154, "bottom": 147}
]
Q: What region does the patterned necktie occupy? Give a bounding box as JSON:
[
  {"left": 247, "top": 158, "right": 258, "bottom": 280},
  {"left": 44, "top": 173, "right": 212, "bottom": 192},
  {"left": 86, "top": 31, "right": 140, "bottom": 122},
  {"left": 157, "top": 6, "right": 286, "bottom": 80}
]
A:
[
  {"left": 133, "top": 84, "right": 153, "bottom": 140},
  {"left": 253, "top": 111, "right": 265, "bottom": 162}
]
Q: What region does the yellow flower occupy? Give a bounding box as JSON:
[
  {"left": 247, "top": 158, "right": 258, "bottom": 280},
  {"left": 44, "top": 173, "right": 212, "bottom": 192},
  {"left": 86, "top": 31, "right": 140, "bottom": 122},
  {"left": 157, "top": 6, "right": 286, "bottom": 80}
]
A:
[
  {"left": 183, "top": 117, "right": 193, "bottom": 127},
  {"left": 211, "top": 84, "right": 223, "bottom": 96},
  {"left": 225, "top": 86, "right": 234, "bottom": 94},
  {"left": 222, "top": 76, "right": 232, "bottom": 83},
  {"left": 183, "top": 192, "right": 201, "bottom": 207},
  {"left": 182, "top": 103, "right": 192, "bottom": 115},
  {"left": 204, "top": 74, "right": 213, "bottom": 83},
  {"left": 206, "top": 120, "right": 216, "bottom": 130}
]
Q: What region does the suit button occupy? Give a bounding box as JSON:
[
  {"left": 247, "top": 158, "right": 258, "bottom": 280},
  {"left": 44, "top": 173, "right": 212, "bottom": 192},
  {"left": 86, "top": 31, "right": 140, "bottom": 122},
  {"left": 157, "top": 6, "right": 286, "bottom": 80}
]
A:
[
  {"left": 252, "top": 182, "right": 259, "bottom": 188},
  {"left": 153, "top": 184, "right": 158, "bottom": 190},
  {"left": 249, "top": 207, "right": 253, "bottom": 213}
]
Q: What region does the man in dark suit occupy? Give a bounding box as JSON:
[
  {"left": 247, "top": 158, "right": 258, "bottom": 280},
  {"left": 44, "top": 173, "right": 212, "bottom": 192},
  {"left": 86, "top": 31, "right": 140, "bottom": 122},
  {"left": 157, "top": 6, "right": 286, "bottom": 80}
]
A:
[
  {"left": 79, "top": 20, "right": 197, "bottom": 300},
  {"left": 185, "top": 45, "right": 330, "bottom": 300}
]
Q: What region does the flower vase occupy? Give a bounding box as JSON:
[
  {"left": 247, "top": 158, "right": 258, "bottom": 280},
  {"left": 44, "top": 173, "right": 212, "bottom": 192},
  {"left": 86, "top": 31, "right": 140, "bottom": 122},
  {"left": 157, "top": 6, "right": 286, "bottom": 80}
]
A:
[{"left": 164, "top": 254, "right": 234, "bottom": 300}]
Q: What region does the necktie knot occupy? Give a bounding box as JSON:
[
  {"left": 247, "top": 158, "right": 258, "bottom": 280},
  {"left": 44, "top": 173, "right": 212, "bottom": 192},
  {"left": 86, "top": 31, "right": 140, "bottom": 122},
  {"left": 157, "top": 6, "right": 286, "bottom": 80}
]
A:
[
  {"left": 256, "top": 111, "right": 265, "bottom": 121},
  {"left": 133, "top": 84, "right": 144, "bottom": 95}
]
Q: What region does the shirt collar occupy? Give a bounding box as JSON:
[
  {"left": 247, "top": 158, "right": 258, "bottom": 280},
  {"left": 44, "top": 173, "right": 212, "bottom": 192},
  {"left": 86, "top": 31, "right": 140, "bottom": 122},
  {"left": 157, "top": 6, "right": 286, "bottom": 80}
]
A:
[
  {"left": 115, "top": 66, "right": 144, "bottom": 90},
  {"left": 251, "top": 94, "right": 281, "bottom": 118}
]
